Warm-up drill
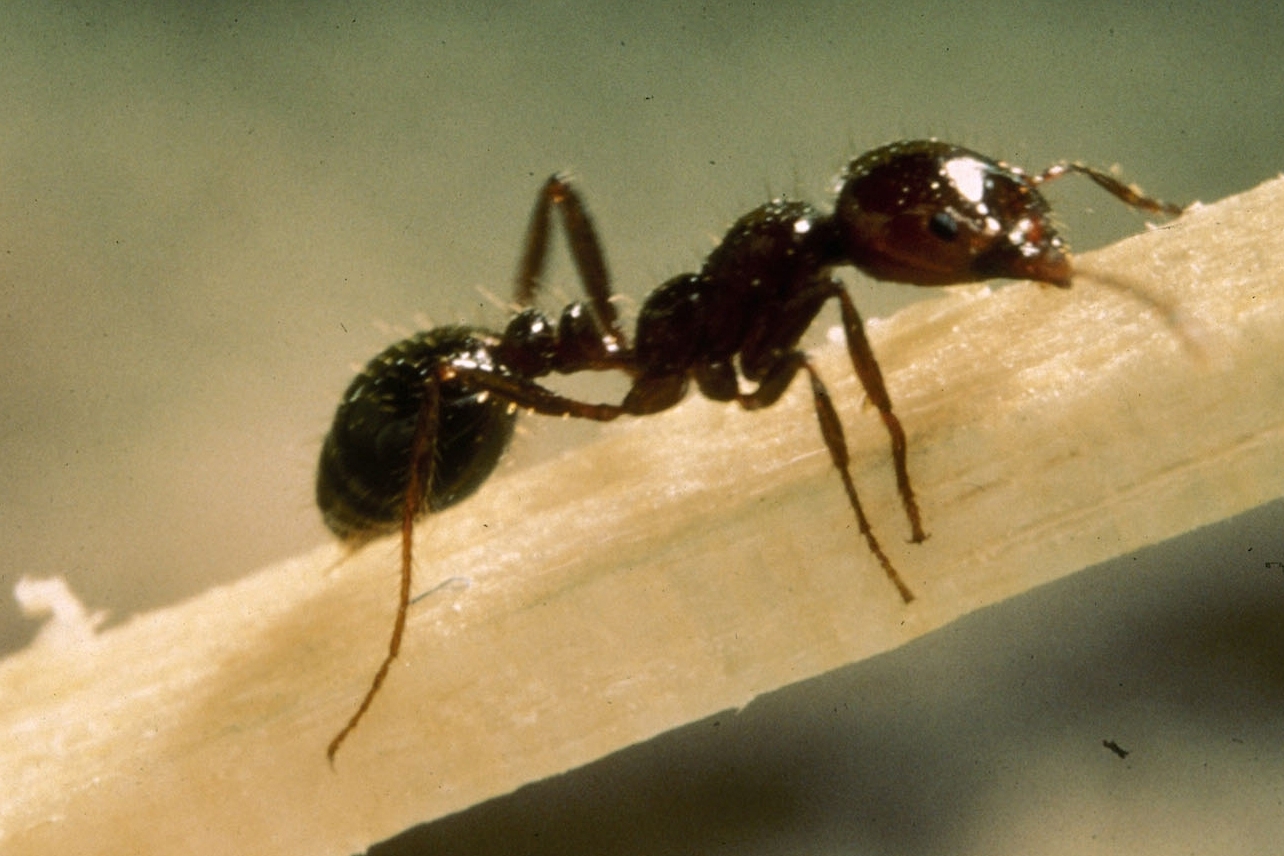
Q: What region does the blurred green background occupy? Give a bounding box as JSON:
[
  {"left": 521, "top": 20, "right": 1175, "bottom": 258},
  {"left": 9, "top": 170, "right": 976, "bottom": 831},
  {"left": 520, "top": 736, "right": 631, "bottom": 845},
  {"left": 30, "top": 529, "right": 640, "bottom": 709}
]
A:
[{"left": 2, "top": 3, "right": 1281, "bottom": 853}]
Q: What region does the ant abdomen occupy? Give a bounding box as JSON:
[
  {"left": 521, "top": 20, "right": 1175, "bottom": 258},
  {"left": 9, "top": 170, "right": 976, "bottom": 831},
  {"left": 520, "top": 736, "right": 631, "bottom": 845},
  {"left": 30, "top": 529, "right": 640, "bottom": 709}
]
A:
[{"left": 316, "top": 326, "right": 517, "bottom": 541}]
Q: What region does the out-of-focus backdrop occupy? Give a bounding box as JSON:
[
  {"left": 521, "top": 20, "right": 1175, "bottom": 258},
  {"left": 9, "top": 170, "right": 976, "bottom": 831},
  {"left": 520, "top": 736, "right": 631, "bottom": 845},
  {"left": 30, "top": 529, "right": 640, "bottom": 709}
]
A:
[{"left": 3, "top": 3, "right": 1282, "bottom": 854}]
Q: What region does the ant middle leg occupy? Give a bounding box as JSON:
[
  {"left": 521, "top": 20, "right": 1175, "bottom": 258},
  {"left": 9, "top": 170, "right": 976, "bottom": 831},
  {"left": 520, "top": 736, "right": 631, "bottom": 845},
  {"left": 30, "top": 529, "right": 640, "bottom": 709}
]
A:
[
  {"left": 457, "top": 346, "right": 917, "bottom": 602},
  {"left": 447, "top": 365, "right": 631, "bottom": 422}
]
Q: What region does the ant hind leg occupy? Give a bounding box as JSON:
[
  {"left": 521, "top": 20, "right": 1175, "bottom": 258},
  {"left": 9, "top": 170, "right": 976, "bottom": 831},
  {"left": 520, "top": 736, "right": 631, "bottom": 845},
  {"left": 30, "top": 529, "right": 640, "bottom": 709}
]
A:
[
  {"left": 327, "top": 378, "right": 442, "bottom": 764},
  {"left": 515, "top": 174, "right": 630, "bottom": 351}
]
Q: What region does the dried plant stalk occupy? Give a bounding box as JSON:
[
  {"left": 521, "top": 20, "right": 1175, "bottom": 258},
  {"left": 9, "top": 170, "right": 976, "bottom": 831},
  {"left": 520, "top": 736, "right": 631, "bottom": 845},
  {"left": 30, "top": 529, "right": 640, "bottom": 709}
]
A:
[{"left": 2, "top": 178, "right": 1282, "bottom": 856}]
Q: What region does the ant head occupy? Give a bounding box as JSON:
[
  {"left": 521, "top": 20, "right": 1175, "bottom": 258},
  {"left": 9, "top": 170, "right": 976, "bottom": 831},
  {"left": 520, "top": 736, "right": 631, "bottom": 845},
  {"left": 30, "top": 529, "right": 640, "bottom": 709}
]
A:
[{"left": 834, "top": 140, "right": 1072, "bottom": 288}]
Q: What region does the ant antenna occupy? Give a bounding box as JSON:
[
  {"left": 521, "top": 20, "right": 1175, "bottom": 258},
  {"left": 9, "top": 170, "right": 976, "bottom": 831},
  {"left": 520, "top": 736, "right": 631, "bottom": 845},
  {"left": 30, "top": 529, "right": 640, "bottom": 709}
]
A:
[{"left": 1034, "top": 162, "right": 1185, "bottom": 217}]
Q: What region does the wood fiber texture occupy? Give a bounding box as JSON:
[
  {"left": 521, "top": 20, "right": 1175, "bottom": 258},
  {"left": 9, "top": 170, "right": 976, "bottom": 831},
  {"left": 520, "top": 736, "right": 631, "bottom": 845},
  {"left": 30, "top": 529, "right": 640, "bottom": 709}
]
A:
[{"left": 2, "top": 178, "right": 1282, "bottom": 855}]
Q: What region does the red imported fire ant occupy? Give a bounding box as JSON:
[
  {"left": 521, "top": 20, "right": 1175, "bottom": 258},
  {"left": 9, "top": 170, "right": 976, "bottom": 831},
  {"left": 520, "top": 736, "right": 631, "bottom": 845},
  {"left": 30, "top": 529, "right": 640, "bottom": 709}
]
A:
[{"left": 317, "top": 139, "right": 1184, "bottom": 762}]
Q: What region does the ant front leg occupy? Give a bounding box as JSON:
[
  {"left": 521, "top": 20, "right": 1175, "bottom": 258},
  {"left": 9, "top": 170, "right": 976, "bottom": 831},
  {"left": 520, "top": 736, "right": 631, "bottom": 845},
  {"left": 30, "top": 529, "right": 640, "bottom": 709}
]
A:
[
  {"left": 734, "top": 351, "right": 914, "bottom": 604},
  {"left": 828, "top": 284, "right": 926, "bottom": 545},
  {"left": 515, "top": 174, "right": 630, "bottom": 353},
  {"left": 327, "top": 377, "right": 441, "bottom": 765}
]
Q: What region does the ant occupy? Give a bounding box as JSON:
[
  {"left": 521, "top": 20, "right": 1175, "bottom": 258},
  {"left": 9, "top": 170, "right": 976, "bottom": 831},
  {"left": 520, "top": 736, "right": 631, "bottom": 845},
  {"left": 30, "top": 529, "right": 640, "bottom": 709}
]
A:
[{"left": 317, "top": 139, "right": 1184, "bottom": 762}]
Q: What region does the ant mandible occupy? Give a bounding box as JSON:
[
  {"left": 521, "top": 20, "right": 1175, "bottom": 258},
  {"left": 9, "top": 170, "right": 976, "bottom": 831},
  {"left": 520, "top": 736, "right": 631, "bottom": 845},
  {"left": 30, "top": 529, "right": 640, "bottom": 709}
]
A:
[{"left": 317, "top": 139, "right": 1183, "bottom": 761}]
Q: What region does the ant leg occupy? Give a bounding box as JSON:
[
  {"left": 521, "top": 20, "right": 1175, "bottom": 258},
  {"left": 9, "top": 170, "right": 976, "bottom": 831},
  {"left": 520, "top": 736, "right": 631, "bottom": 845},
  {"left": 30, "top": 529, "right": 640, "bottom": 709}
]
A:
[
  {"left": 327, "top": 362, "right": 630, "bottom": 763},
  {"left": 468, "top": 343, "right": 916, "bottom": 601},
  {"left": 327, "top": 378, "right": 441, "bottom": 765},
  {"left": 736, "top": 352, "right": 914, "bottom": 603},
  {"left": 449, "top": 365, "right": 632, "bottom": 422},
  {"left": 1034, "top": 163, "right": 1184, "bottom": 216},
  {"left": 830, "top": 288, "right": 927, "bottom": 544},
  {"left": 515, "top": 174, "right": 630, "bottom": 352},
  {"left": 801, "top": 359, "right": 915, "bottom": 603}
]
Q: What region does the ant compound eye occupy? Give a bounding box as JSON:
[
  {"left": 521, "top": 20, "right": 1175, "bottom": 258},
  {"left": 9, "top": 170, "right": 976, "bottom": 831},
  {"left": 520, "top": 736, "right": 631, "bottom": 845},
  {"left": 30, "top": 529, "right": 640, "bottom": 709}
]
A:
[{"left": 929, "top": 211, "right": 959, "bottom": 241}]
